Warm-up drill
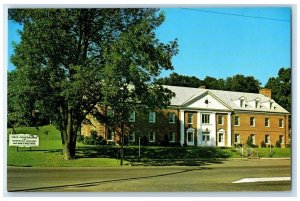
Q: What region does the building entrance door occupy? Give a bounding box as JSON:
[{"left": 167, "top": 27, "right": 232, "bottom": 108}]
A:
[{"left": 217, "top": 131, "right": 225, "bottom": 147}]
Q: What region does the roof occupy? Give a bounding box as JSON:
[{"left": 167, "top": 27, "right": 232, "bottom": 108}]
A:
[{"left": 163, "top": 85, "right": 289, "bottom": 114}]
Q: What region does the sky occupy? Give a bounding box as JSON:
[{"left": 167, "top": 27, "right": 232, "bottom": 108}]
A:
[{"left": 7, "top": 7, "right": 291, "bottom": 86}]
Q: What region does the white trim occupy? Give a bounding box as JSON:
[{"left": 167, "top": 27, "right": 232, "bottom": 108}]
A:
[
  {"left": 149, "top": 111, "right": 156, "bottom": 123},
  {"left": 129, "top": 111, "right": 135, "bottom": 122},
  {"left": 227, "top": 113, "right": 232, "bottom": 147},
  {"left": 197, "top": 111, "right": 201, "bottom": 146},
  {"left": 180, "top": 110, "right": 185, "bottom": 145},
  {"left": 149, "top": 131, "right": 155, "bottom": 142}
]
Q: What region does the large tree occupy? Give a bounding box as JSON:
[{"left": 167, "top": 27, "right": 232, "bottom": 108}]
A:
[
  {"left": 9, "top": 8, "right": 177, "bottom": 160},
  {"left": 265, "top": 67, "right": 291, "bottom": 112}
]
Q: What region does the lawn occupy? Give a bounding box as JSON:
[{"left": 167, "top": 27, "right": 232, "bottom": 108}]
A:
[{"left": 7, "top": 125, "right": 291, "bottom": 167}]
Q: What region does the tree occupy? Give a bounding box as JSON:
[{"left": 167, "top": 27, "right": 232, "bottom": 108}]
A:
[
  {"left": 155, "top": 72, "right": 203, "bottom": 88},
  {"left": 265, "top": 68, "right": 291, "bottom": 112},
  {"left": 203, "top": 76, "right": 225, "bottom": 90},
  {"left": 225, "top": 74, "right": 261, "bottom": 93},
  {"left": 9, "top": 8, "right": 177, "bottom": 160}
]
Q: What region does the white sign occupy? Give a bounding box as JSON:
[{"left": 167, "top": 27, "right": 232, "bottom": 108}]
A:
[{"left": 9, "top": 134, "right": 39, "bottom": 147}]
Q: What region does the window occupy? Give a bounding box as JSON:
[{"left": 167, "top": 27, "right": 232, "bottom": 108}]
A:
[
  {"left": 107, "top": 129, "right": 114, "bottom": 141},
  {"left": 202, "top": 132, "right": 210, "bottom": 142},
  {"left": 169, "top": 132, "right": 176, "bottom": 142},
  {"left": 187, "top": 132, "right": 194, "bottom": 143},
  {"left": 188, "top": 113, "right": 193, "bottom": 124},
  {"left": 279, "top": 119, "right": 284, "bottom": 128},
  {"left": 149, "top": 112, "right": 156, "bottom": 123},
  {"left": 168, "top": 112, "right": 175, "bottom": 123},
  {"left": 235, "top": 116, "right": 240, "bottom": 126},
  {"left": 202, "top": 114, "right": 210, "bottom": 124},
  {"left": 129, "top": 111, "right": 135, "bottom": 122},
  {"left": 240, "top": 99, "right": 245, "bottom": 107},
  {"left": 218, "top": 115, "right": 224, "bottom": 125},
  {"left": 129, "top": 131, "right": 135, "bottom": 142},
  {"left": 265, "top": 118, "right": 270, "bottom": 127},
  {"left": 149, "top": 131, "right": 155, "bottom": 142},
  {"left": 107, "top": 109, "right": 114, "bottom": 117},
  {"left": 255, "top": 100, "right": 259, "bottom": 108},
  {"left": 250, "top": 134, "right": 256, "bottom": 144},
  {"left": 218, "top": 133, "right": 224, "bottom": 143},
  {"left": 265, "top": 134, "right": 270, "bottom": 144},
  {"left": 250, "top": 117, "right": 255, "bottom": 127},
  {"left": 234, "top": 134, "right": 240, "bottom": 143},
  {"left": 279, "top": 135, "right": 284, "bottom": 144}
]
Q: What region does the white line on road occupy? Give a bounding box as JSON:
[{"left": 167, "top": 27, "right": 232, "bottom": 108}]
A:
[{"left": 233, "top": 177, "right": 291, "bottom": 183}]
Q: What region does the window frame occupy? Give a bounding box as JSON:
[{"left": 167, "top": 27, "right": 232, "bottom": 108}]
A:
[
  {"left": 265, "top": 134, "right": 270, "bottom": 144},
  {"left": 188, "top": 113, "right": 193, "bottom": 124},
  {"left": 107, "top": 129, "right": 114, "bottom": 141},
  {"left": 168, "top": 112, "right": 176, "bottom": 124},
  {"left": 202, "top": 132, "right": 210, "bottom": 142},
  {"left": 218, "top": 115, "right": 224, "bottom": 125},
  {"left": 149, "top": 131, "right": 155, "bottom": 142},
  {"left": 129, "top": 111, "right": 135, "bottom": 122},
  {"left": 128, "top": 131, "right": 135, "bottom": 142},
  {"left": 234, "top": 116, "right": 240, "bottom": 126},
  {"left": 265, "top": 118, "right": 270, "bottom": 127},
  {"left": 202, "top": 114, "right": 210, "bottom": 124},
  {"left": 279, "top": 119, "right": 284, "bottom": 128},
  {"left": 149, "top": 111, "right": 156, "bottom": 123},
  {"left": 169, "top": 132, "right": 176, "bottom": 143},
  {"left": 250, "top": 117, "right": 255, "bottom": 127},
  {"left": 250, "top": 134, "right": 256, "bottom": 144},
  {"left": 234, "top": 134, "right": 240, "bottom": 143}
]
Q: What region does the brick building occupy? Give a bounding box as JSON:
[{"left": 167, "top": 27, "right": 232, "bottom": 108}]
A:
[{"left": 81, "top": 85, "right": 290, "bottom": 147}]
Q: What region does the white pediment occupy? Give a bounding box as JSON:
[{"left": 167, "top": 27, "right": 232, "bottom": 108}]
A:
[{"left": 184, "top": 92, "right": 231, "bottom": 110}]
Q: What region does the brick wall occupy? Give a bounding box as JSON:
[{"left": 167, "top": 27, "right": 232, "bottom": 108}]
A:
[{"left": 232, "top": 113, "right": 289, "bottom": 147}]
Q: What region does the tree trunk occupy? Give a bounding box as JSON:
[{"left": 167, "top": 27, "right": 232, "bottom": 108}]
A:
[
  {"left": 61, "top": 109, "right": 78, "bottom": 160},
  {"left": 120, "top": 121, "right": 124, "bottom": 166}
]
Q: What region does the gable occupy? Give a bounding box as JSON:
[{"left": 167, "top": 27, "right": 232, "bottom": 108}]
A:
[{"left": 183, "top": 92, "right": 231, "bottom": 111}]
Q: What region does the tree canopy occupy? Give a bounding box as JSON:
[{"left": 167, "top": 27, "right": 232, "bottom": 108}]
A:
[
  {"left": 8, "top": 8, "right": 178, "bottom": 160},
  {"left": 265, "top": 67, "right": 291, "bottom": 112},
  {"left": 155, "top": 73, "right": 261, "bottom": 93}
]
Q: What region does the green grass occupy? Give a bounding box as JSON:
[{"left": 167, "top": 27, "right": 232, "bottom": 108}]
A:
[
  {"left": 7, "top": 125, "right": 291, "bottom": 167},
  {"left": 7, "top": 125, "right": 126, "bottom": 167}
]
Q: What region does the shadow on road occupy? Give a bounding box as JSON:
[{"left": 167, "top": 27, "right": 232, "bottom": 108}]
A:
[{"left": 9, "top": 166, "right": 212, "bottom": 192}]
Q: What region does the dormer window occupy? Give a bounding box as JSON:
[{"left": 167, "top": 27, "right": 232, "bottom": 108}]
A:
[
  {"left": 255, "top": 100, "right": 260, "bottom": 108},
  {"left": 240, "top": 99, "right": 244, "bottom": 107}
]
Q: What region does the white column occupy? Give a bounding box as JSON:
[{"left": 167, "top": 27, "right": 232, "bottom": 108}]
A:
[
  {"left": 180, "top": 110, "right": 185, "bottom": 145},
  {"left": 227, "top": 112, "right": 232, "bottom": 147},
  {"left": 197, "top": 111, "right": 201, "bottom": 146},
  {"left": 211, "top": 113, "right": 216, "bottom": 146}
]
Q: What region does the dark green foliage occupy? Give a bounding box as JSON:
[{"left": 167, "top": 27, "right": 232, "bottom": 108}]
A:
[
  {"left": 155, "top": 73, "right": 261, "bottom": 93},
  {"left": 261, "top": 141, "right": 267, "bottom": 148},
  {"left": 81, "top": 131, "right": 107, "bottom": 145},
  {"left": 140, "top": 135, "right": 149, "bottom": 146},
  {"left": 155, "top": 72, "right": 203, "bottom": 88},
  {"left": 265, "top": 68, "right": 291, "bottom": 112},
  {"left": 8, "top": 8, "right": 177, "bottom": 160},
  {"left": 246, "top": 136, "right": 258, "bottom": 148},
  {"left": 275, "top": 140, "right": 281, "bottom": 148},
  {"left": 160, "top": 134, "right": 170, "bottom": 146}
]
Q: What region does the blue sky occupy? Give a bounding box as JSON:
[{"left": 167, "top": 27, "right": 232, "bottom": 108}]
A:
[{"left": 8, "top": 7, "right": 291, "bottom": 86}]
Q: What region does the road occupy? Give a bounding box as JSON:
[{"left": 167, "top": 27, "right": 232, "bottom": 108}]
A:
[{"left": 6, "top": 159, "right": 291, "bottom": 192}]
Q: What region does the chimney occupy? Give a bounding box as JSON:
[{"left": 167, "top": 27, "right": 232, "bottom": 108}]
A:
[
  {"left": 259, "top": 88, "right": 272, "bottom": 98},
  {"left": 199, "top": 85, "right": 206, "bottom": 89}
]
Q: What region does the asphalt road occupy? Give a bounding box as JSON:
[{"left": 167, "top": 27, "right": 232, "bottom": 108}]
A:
[{"left": 6, "top": 159, "right": 291, "bottom": 192}]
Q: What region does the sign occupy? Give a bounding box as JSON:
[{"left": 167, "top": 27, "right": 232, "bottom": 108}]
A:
[{"left": 9, "top": 134, "right": 39, "bottom": 147}]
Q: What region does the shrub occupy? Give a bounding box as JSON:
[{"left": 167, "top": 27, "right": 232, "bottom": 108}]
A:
[
  {"left": 82, "top": 130, "right": 107, "bottom": 145},
  {"left": 140, "top": 135, "right": 149, "bottom": 146},
  {"left": 261, "top": 141, "right": 266, "bottom": 148},
  {"left": 246, "top": 136, "right": 256, "bottom": 147},
  {"left": 275, "top": 140, "right": 281, "bottom": 148},
  {"left": 160, "top": 134, "right": 170, "bottom": 146},
  {"left": 76, "top": 134, "right": 84, "bottom": 142}
]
